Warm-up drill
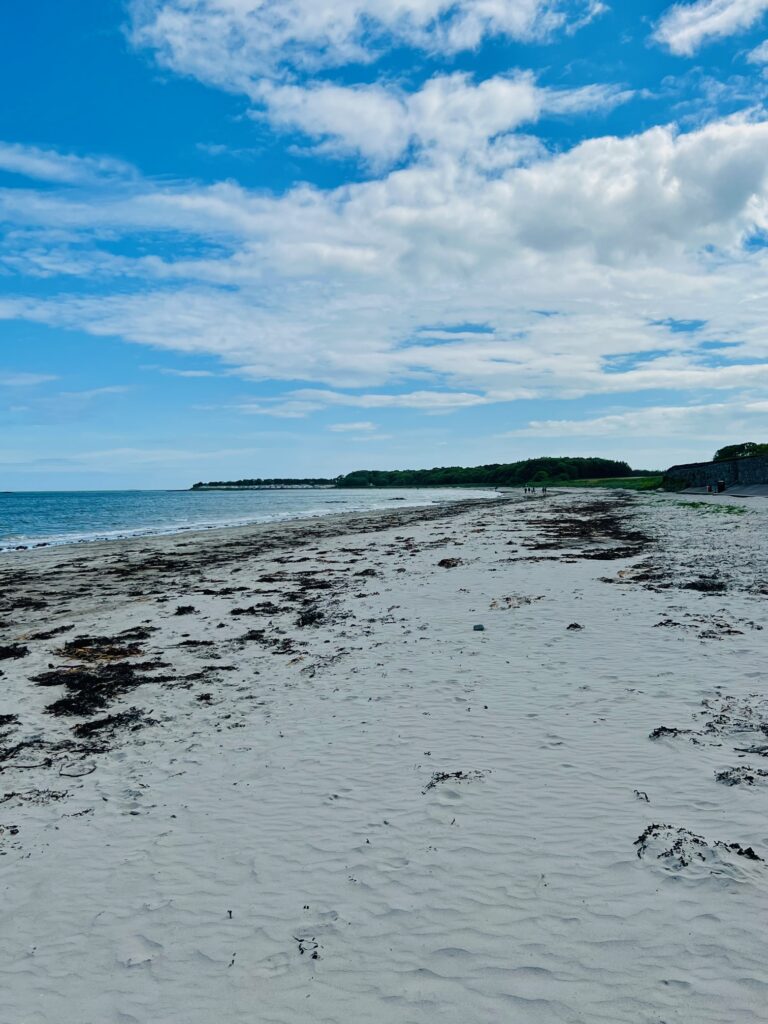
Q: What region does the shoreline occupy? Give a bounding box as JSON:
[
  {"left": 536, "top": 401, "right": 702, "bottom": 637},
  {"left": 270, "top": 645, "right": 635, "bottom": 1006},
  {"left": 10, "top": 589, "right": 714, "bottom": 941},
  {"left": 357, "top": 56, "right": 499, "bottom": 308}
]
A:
[
  {"left": 0, "top": 489, "right": 501, "bottom": 555},
  {"left": 2, "top": 490, "right": 767, "bottom": 1022},
  {"left": 0, "top": 493, "right": 513, "bottom": 572},
  {"left": 7, "top": 484, "right": 762, "bottom": 556}
]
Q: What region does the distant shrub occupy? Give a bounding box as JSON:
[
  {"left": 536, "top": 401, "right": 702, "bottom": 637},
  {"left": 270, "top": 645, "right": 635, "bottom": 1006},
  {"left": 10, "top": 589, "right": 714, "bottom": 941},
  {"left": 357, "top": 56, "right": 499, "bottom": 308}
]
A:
[{"left": 713, "top": 442, "right": 768, "bottom": 462}]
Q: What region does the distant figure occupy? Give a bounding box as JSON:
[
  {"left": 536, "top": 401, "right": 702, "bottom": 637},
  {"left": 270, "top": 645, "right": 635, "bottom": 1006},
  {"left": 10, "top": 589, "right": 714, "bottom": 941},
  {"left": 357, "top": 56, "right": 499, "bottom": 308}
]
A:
[{"left": 707, "top": 484, "right": 712, "bottom": 494}]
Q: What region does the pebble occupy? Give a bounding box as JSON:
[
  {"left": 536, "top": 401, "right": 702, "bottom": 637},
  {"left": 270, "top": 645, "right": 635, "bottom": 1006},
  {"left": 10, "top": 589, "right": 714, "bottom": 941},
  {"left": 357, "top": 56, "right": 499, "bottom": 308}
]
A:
[{"left": 473, "top": 624, "right": 485, "bottom": 632}]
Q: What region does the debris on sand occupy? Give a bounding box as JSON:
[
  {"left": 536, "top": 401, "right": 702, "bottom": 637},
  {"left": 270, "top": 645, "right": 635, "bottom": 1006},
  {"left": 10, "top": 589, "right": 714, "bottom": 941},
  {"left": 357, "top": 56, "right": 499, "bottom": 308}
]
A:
[
  {"left": 174, "top": 605, "right": 197, "bottom": 615},
  {"left": 6, "top": 597, "right": 47, "bottom": 613},
  {"left": 56, "top": 627, "right": 155, "bottom": 663},
  {"left": 72, "top": 708, "right": 156, "bottom": 739},
  {"left": 634, "top": 823, "right": 763, "bottom": 869},
  {"left": 25, "top": 625, "right": 75, "bottom": 641},
  {"left": 0, "top": 645, "right": 29, "bottom": 661},
  {"left": 32, "top": 661, "right": 172, "bottom": 717},
  {"left": 524, "top": 497, "right": 652, "bottom": 561},
  {"left": 296, "top": 604, "right": 325, "bottom": 627},
  {"left": 423, "top": 769, "right": 489, "bottom": 792},
  {"left": 437, "top": 558, "right": 462, "bottom": 568},
  {"left": 490, "top": 595, "right": 542, "bottom": 610},
  {"left": 683, "top": 578, "right": 727, "bottom": 593},
  {"left": 229, "top": 603, "right": 287, "bottom": 616},
  {"left": 699, "top": 694, "right": 768, "bottom": 738},
  {"left": 715, "top": 765, "right": 768, "bottom": 786},
  {"left": 649, "top": 726, "right": 696, "bottom": 740}
]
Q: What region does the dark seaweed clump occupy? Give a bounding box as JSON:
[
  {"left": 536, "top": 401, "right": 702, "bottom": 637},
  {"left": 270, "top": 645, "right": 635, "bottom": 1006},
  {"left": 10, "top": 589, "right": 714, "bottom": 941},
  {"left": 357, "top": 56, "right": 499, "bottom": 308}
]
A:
[
  {"left": 32, "top": 661, "right": 171, "bottom": 717},
  {"left": 56, "top": 627, "right": 155, "bottom": 663},
  {"left": 0, "top": 645, "right": 29, "bottom": 661},
  {"left": 72, "top": 708, "right": 155, "bottom": 739}
]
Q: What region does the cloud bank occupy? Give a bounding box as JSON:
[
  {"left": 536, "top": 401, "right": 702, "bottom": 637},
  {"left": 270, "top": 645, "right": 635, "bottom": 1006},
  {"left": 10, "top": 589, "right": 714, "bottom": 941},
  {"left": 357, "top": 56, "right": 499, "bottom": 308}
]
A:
[
  {"left": 655, "top": 0, "right": 768, "bottom": 56},
  {"left": 3, "top": 0, "right": 768, "bottom": 468}
]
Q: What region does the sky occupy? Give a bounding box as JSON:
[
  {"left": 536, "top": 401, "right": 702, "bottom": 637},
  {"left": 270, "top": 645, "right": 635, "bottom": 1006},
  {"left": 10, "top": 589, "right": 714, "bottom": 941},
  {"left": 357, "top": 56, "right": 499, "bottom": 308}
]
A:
[{"left": 2, "top": 0, "right": 768, "bottom": 488}]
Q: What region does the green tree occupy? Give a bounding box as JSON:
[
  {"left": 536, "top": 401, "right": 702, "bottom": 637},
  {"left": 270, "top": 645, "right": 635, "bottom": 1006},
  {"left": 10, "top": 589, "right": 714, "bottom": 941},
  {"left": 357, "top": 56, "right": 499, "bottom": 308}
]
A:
[{"left": 713, "top": 442, "right": 768, "bottom": 462}]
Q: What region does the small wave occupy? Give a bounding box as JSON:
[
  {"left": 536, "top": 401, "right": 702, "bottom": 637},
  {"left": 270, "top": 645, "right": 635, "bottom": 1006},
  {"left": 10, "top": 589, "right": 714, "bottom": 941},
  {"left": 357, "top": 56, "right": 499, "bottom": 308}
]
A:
[{"left": 0, "top": 490, "right": 497, "bottom": 552}]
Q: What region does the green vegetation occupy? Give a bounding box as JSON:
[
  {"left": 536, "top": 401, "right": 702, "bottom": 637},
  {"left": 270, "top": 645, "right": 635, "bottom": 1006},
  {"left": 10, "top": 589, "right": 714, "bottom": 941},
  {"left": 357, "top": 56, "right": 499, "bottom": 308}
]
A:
[
  {"left": 561, "top": 476, "right": 663, "bottom": 491},
  {"left": 660, "top": 475, "right": 689, "bottom": 492},
  {"left": 192, "top": 477, "right": 336, "bottom": 489},
  {"left": 336, "top": 457, "right": 632, "bottom": 488},
  {"left": 713, "top": 442, "right": 768, "bottom": 462},
  {"left": 674, "top": 501, "right": 746, "bottom": 515},
  {"left": 193, "top": 457, "right": 654, "bottom": 491}
]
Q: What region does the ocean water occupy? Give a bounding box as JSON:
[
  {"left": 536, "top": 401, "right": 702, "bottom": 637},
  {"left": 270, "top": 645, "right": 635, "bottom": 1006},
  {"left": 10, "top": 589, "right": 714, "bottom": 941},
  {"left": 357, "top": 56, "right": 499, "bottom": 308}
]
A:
[{"left": 0, "top": 488, "right": 495, "bottom": 551}]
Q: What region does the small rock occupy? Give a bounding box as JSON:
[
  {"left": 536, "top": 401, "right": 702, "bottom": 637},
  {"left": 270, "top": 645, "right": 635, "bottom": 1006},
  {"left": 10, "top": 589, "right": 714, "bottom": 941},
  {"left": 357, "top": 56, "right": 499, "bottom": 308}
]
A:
[
  {"left": 473, "top": 624, "right": 485, "bottom": 632},
  {"left": 567, "top": 623, "right": 583, "bottom": 631}
]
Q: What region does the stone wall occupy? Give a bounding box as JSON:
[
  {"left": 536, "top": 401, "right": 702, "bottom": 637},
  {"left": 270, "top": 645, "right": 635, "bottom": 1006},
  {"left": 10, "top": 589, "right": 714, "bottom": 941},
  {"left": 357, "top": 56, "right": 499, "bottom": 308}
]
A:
[{"left": 665, "top": 454, "right": 768, "bottom": 489}]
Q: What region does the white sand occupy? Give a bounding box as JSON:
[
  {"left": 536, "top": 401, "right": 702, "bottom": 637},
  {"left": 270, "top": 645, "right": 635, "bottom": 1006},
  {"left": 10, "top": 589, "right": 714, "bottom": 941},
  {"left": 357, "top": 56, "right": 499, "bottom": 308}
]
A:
[{"left": 1, "top": 491, "right": 767, "bottom": 1023}]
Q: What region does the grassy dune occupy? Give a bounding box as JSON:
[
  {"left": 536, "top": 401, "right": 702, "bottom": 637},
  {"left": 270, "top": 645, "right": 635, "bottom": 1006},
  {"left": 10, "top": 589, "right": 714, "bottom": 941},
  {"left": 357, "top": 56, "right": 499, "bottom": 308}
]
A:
[{"left": 559, "top": 476, "right": 663, "bottom": 491}]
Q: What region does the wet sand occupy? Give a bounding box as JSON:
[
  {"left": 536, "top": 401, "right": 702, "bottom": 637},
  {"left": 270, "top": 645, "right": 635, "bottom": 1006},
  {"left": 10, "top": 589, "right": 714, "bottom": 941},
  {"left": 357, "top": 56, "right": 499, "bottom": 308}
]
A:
[{"left": 1, "top": 490, "right": 767, "bottom": 1023}]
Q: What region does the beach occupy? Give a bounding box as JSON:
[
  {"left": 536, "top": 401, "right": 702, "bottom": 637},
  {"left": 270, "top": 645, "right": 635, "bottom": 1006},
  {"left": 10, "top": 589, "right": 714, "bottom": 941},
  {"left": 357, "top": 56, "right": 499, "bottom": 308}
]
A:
[{"left": 1, "top": 489, "right": 767, "bottom": 1023}]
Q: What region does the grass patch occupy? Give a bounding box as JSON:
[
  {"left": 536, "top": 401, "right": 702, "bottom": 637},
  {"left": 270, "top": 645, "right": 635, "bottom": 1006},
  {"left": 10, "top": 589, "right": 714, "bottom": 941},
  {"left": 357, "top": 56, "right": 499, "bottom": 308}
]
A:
[
  {"left": 674, "top": 501, "right": 746, "bottom": 515},
  {"left": 562, "top": 476, "right": 663, "bottom": 491}
]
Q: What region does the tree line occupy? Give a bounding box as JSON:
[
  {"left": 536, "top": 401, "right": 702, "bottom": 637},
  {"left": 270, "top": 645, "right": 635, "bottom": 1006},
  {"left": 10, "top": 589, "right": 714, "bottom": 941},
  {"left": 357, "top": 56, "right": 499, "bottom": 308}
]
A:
[
  {"left": 192, "top": 477, "right": 336, "bottom": 488},
  {"left": 192, "top": 457, "right": 649, "bottom": 490},
  {"left": 335, "top": 457, "right": 633, "bottom": 488},
  {"left": 713, "top": 442, "right": 768, "bottom": 462}
]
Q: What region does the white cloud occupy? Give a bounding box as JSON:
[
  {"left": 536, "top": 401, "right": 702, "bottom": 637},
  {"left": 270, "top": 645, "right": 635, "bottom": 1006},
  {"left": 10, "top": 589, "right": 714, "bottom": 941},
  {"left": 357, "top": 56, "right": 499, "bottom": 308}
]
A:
[
  {"left": 161, "top": 368, "right": 218, "bottom": 377},
  {"left": 290, "top": 389, "right": 493, "bottom": 410},
  {"left": 254, "top": 72, "right": 630, "bottom": 165},
  {"left": 0, "top": 446, "right": 266, "bottom": 468},
  {"left": 655, "top": 0, "right": 768, "bottom": 56},
  {"left": 130, "top": 0, "right": 604, "bottom": 86},
  {"left": 505, "top": 398, "right": 768, "bottom": 440},
  {"left": 75, "top": 446, "right": 256, "bottom": 464},
  {"left": 238, "top": 400, "right": 325, "bottom": 419},
  {"left": 56, "top": 386, "right": 132, "bottom": 399},
  {"left": 0, "top": 371, "right": 58, "bottom": 387},
  {"left": 328, "top": 421, "right": 378, "bottom": 431},
  {"left": 130, "top": 0, "right": 622, "bottom": 172},
  {"left": 3, "top": 115, "right": 768, "bottom": 411},
  {"left": 0, "top": 141, "right": 135, "bottom": 185},
  {"left": 747, "top": 36, "right": 768, "bottom": 58}
]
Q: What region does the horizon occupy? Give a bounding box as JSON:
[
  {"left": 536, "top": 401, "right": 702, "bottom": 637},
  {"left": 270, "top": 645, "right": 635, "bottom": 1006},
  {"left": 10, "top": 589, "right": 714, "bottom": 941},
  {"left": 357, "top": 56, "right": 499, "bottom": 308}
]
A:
[
  {"left": 3, "top": 1, "right": 768, "bottom": 488},
  {"left": 5, "top": 455, "right": 667, "bottom": 493}
]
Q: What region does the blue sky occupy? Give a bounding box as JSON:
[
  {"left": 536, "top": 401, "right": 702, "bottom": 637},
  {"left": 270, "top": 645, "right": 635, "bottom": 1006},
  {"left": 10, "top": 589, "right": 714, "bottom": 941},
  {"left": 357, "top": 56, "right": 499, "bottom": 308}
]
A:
[{"left": 2, "top": 0, "right": 768, "bottom": 488}]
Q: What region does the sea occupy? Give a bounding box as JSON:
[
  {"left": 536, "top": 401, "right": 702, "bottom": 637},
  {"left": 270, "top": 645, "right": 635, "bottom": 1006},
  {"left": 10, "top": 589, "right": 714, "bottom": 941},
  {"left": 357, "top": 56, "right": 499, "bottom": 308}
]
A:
[{"left": 0, "top": 488, "right": 495, "bottom": 551}]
